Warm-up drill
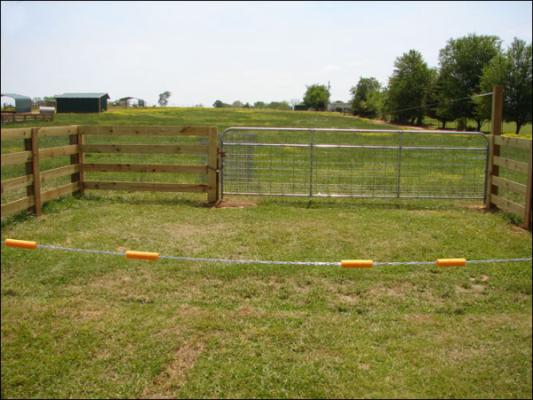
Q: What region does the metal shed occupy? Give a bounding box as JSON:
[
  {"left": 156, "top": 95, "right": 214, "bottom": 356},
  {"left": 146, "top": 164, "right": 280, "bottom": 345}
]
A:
[
  {"left": 118, "top": 96, "right": 145, "bottom": 107},
  {"left": 55, "top": 93, "right": 110, "bottom": 113},
  {"left": 1, "top": 93, "right": 32, "bottom": 113}
]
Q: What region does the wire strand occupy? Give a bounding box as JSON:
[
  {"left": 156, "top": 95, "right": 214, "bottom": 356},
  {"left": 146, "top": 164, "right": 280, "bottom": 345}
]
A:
[
  {"left": 384, "top": 92, "right": 492, "bottom": 115},
  {"left": 2, "top": 241, "right": 531, "bottom": 268}
]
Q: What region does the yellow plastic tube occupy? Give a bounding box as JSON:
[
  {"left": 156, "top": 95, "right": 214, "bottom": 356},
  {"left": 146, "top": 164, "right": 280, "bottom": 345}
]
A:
[
  {"left": 4, "top": 239, "right": 38, "bottom": 250},
  {"left": 341, "top": 259, "right": 374, "bottom": 268},
  {"left": 125, "top": 250, "right": 160, "bottom": 261},
  {"left": 436, "top": 258, "right": 467, "bottom": 267}
]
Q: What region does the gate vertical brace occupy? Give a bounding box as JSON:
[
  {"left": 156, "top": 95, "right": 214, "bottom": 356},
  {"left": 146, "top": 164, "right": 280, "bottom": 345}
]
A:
[
  {"left": 396, "top": 131, "right": 403, "bottom": 198},
  {"left": 308, "top": 129, "right": 314, "bottom": 201},
  {"left": 482, "top": 136, "right": 490, "bottom": 203},
  {"left": 219, "top": 134, "right": 225, "bottom": 201},
  {"left": 523, "top": 141, "right": 532, "bottom": 230}
]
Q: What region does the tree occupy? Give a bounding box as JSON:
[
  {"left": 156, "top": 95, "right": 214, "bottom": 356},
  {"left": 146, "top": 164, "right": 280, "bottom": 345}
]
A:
[
  {"left": 438, "top": 34, "right": 502, "bottom": 130},
  {"left": 43, "top": 96, "right": 56, "bottom": 106},
  {"left": 428, "top": 71, "right": 456, "bottom": 129},
  {"left": 504, "top": 39, "right": 532, "bottom": 132},
  {"left": 253, "top": 101, "right": 266, "bottom": 108},
  {"left": 303, "top": 84, "right": 330, "bottom": 111},
  {"left": 350, "top": 77, "right": 382, "bottom": 118},
  {"left": 477, "top": 38, "right": 532, "bottom": 134},
  {"left": 232, "top": 100, "right": 243, "bottom": 108},
  {"left": 267, "top": 101, "right": 291, "bottom": 110},
  {"left": 385, "top": 50, "right": 434, "bottom": 125},
  {"left": 213, "top": 100, "right": 229, "bottom": 108},
  {"left": 474, "top": 53, "right": 507, "bottom": 128},
  {"left": 158, "top": 91, "right": 171, "bottom": 107}
]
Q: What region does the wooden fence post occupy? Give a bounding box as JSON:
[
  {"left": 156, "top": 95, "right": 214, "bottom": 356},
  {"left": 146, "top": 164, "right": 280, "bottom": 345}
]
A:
[
  {"left": 523, "top": 141, "right": 532, "bottom": 230},
  {"left": 207, "top": 127, "right": 218, "bottom": 204},
  {"left": 29, "top": 127, "right": 42, "bottom": 216},
  {"left": 485, "top": 85, "right": 504, "bottom": 209},
  {"left": 70, "top": 125, "right": 84, "bottom": 195}
]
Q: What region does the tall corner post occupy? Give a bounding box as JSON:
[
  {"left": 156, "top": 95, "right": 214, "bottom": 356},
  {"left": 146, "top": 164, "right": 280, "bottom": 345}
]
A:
[
  {"left": 207, "top": 127, "right": 219, "bottom": 205},
  {"left": 485, "top": 85, "right": 504, "bottom": 209}
]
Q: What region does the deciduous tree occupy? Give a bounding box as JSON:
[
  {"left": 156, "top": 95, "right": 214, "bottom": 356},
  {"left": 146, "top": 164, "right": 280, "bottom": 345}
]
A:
[
  {"left": 438, "top": 34, "right": 501, "bottom": 130},
  {"left": 386, "top": 50, "right": 434, "bottom": 125},
  {"left": 158, "top": 91, "right": 171, "bottom": 107},
  {"left": 477, "top": 38, "right": 532, "bottom": 134},
  {"left": 303, "top": 84, "right": 330, "bottom": 111}
]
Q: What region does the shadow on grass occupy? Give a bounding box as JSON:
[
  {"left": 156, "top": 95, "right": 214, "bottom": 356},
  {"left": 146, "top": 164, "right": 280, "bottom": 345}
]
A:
[
  {"left": 1, "top": 192, "right": 489, "bottom": 231},
  {"left": 79, "top": 192, "right": 208, "bottom": 208},
  {"left": 253, "top": 196, "right": 485, "bottom": 212},
  {"left": 0, "top": 210, "right": 35, "bottom": 229}
]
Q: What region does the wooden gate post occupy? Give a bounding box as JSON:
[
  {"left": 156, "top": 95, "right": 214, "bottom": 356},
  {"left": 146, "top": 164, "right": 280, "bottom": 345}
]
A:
[
  {"left": 207, "top": 127, "right": 219, "bottom": 204},
  {"left": 69, "top": 125, "right": 85, "bottom": 195},
  {"left": 485, "top": 85, "right": 504, "bottom": 209},
  {"left": 523, "top": 141, "right": 532, "bottom": 230},
  {"left": 29, "top": 127, "right": 42, "bottom": 216}
]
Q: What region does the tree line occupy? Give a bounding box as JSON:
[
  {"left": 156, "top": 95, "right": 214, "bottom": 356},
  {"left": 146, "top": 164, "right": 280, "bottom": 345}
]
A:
[
  {"left": 346, "top": 35, "right": 531, "bottom": 133},
  {"left": 209, "top": 35, "right": 531, "bottom": 133},
  {"left": 212, "top": 99, "right": 294, "bottom": 110}
]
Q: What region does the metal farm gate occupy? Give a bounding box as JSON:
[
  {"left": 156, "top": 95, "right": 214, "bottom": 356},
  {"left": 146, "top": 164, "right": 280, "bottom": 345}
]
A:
[{"left": 220, "top": 127, "right": 489, "bottom": 200}]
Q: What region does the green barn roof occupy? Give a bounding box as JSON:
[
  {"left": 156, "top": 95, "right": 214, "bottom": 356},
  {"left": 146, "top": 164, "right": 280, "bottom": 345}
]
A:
[
  {"left": 55, "top": 93, "right": 109, "bottom": 99},
  {"left": 1, "top": 93, "right": 31, "bottom": 100},
  {"left": 1, "top": 93, "right": 32, "bottom": 113}
]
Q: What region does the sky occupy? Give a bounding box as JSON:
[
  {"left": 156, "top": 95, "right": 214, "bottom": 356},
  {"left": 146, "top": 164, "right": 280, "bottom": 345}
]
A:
[{"left": 1, "top": 1, "right": 532, "bottom": 106}]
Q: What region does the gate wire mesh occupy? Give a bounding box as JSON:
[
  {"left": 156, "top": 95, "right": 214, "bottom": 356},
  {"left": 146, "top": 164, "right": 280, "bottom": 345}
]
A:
[{"left": 220, "top": 128, "right": 489, "bottom": 200}]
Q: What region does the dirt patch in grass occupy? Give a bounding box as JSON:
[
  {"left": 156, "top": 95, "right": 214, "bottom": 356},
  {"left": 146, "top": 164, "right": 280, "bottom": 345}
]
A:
[
  {"left": 455, "top": 283, "right": 487, "bottom": 295},
  {"left": 404, "top": 314, "right": 436, "bottom": 325},
  {"left": 337, "top": 293, "right": 359, "bottom": 305},
  {"left": 470, "top": 274, "right": 490, "bottom": 283},
  {"left": 78, "top": 309, "right": 106, "bottom": 321},
  {"left": 446, "top": 346, "right": 489, "bottom": 363},
  {"left": 510, "top": 224, "right": 530, "bottom": 234},
  {"left": 142, "top": 338, "right": 205, "bottom": 399},
  {"left": 367, "top": 282, "right": 415, "bottom": 299}
]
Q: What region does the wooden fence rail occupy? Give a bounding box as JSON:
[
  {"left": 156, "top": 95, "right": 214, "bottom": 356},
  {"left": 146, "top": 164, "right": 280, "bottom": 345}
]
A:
[
  {"left": 1, "top": 125, "right": 219, "bottom": 219},
  {"left": 78, "top": 125, "right": 217, "bottom": 203},
  {"left": 1, "top": 116, "right": 529, "bottom": 229},
  {"left": 1, "top": 125, "right": 82, "bottom": 217},
  {"left": 1, "top": 112, "right": 54, "bottom": 124}
]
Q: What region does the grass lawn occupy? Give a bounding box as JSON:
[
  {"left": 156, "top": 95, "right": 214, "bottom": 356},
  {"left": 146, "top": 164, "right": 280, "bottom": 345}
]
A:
[
  {"left": 421, "top": 117, "right": 532, "bottom": 139},
  {"left": 1, "top": 108, "right": 532, "bottom": 398},
  {"left": 5, "top": 106, "right": 400, "bottom": 132}
]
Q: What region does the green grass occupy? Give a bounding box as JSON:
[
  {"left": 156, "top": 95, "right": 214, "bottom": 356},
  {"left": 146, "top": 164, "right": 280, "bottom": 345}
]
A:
[
  {"left": 421, "top": 117, "right": 532, "bottom": 138},
  {"left": 4, "top": 106, "right": 401, "bottom": 131},
  {"left": 1, "top": 108, "right": 532, "bottom": 399}
]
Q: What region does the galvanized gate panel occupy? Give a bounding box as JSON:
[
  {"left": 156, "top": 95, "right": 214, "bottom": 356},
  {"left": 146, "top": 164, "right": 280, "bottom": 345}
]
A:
[{"left": 221, "top": 127, "right": 489, "bottom": 200}]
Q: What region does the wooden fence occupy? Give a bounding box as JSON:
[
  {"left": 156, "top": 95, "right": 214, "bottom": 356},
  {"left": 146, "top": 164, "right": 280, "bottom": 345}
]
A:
[
  {"left": 485, "top": 86, "right": 532, "bottom": 230},
  {"left": 1, "top": 118, "right": 531, "bottom": 228},
  {"left": 1, "top": 112, "right": 54, "bottom": 124},
  {"left": 1, "top": 125, "right": 219, "bottom": 219},
  {"left": 1, "top": 125, "right": 81, "bottom": 217}
]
